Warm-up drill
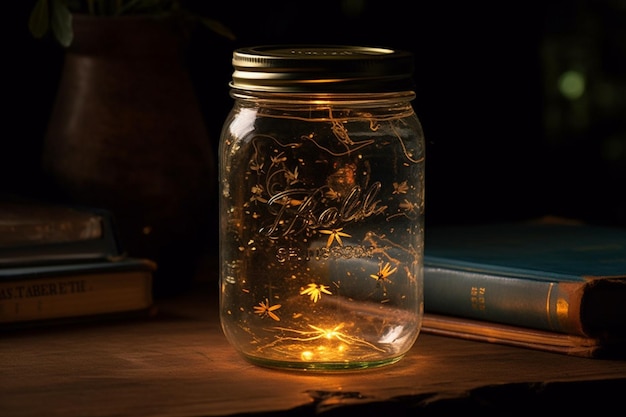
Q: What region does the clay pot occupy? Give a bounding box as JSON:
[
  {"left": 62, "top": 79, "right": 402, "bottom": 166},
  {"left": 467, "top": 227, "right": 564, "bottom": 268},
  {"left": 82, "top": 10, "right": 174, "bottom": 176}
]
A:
[{"left": 42, "top": 14, "right": 216, "bottom": 297}]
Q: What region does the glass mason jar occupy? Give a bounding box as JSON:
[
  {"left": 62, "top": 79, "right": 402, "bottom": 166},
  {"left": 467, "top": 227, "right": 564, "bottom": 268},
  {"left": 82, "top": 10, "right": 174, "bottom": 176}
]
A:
[{"left": 218, "top": 45, "right": 425, "bottom": 371}]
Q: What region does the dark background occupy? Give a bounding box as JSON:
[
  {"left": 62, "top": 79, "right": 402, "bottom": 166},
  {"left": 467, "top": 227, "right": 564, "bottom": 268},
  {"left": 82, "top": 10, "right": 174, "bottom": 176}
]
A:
[{"left": 5, "top": 0, "right": 626, "bottom": 229}]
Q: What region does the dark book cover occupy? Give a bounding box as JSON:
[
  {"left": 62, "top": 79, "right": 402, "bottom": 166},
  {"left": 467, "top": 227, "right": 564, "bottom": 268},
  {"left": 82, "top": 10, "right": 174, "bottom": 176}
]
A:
[
  {"left": 0, "top": 199, "right": 122, "bottom": 267},
  {"left": 423, "top": 220, "right": 626, "bottom": 338}
]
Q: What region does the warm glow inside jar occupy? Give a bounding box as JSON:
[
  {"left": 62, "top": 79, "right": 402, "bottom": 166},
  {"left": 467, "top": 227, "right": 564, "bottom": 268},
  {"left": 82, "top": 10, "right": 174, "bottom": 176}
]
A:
[{"left": 218, "top": 45, "right": 425, "bottom": 371}]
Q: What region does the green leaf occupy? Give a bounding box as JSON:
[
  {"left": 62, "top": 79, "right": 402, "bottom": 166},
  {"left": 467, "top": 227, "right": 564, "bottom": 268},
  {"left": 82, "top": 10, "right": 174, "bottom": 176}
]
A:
[
  {"left": 50, "top": 0, "right": 74, "bottom": 47},
  {"left": 199, "top": 17, "right": 236, "bottom": 41},
  {"left": 28, "top": 0, "right": 50, "bottom": 38}
]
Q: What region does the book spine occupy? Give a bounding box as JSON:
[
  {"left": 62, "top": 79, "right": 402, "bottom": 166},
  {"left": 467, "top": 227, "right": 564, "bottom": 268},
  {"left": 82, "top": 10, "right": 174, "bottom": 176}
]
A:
[
  {"left": 0, "top": 270, "right": 152, "bottom": 324},
  {"left": 423, "top": 266, "right": 586, "bottom": 336},
  {"left": 0, "top": 202, "right": 105, "bottom": 246},
  {"left": 0, "top": 205, "right": 122, "bottom": 267}
]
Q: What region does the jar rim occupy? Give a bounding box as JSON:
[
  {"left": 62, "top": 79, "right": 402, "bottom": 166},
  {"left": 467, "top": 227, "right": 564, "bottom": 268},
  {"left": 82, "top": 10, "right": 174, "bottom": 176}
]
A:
[{"left": 230, "top": 45, "right": 415, "bottom": 93}]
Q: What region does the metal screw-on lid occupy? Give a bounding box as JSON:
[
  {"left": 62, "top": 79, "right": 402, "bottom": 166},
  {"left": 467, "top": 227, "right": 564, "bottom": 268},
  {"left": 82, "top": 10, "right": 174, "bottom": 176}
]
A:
[{"left": 230, "top": 45, "right": 415, "bottom": 93}]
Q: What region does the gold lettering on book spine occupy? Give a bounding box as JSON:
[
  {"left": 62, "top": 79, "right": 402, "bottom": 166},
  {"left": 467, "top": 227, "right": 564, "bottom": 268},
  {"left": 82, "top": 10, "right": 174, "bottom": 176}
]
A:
[
  {"left": 470, "top": 287, "right": 486, "bottom": 311},
  {"left": 556, "top": 298, "right": 569, "bottom": 320},
  {"left": 546, "top": 282, "right": 569, "bottom": 329}
]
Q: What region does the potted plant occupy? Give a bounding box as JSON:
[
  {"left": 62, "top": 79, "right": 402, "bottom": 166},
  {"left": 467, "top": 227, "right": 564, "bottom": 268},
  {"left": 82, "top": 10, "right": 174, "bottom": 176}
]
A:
[
  {"left": 28, "top": 0, "right": 235, "bottom": 47},
  {"left": 28, "top": 0, "right": 235, "bottom": 297}
]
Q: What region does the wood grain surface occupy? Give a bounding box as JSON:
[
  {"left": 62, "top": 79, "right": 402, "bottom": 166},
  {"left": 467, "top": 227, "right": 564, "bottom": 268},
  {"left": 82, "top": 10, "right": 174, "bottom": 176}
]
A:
[{"left": 3, "top": 286, "right": 626, "bottom": 416}]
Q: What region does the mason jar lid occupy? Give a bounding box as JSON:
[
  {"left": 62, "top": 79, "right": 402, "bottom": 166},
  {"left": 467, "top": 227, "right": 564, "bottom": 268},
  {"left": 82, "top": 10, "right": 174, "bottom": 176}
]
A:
[{"left": 230, "top": 45, "right": 415, "bottom": 93}]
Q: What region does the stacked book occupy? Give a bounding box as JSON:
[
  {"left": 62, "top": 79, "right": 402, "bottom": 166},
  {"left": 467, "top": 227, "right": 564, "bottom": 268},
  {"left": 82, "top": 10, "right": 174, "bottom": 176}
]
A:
[
  {"left": 422, "top": 218, "right": 626, "bottom": 358},
  {"left": 0, "top": 198, "right": 156, "bottom": 328}
]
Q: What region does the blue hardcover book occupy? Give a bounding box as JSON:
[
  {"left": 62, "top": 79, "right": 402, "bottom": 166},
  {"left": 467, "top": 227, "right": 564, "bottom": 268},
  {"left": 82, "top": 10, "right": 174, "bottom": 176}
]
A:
[{"left": 423, "top": 220, "right": 626, "bottom": 339}]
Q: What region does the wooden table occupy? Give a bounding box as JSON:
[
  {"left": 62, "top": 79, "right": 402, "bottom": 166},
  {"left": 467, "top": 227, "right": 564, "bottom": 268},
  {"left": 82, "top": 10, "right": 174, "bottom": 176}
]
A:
[{"left": 3, "top": 284, "right": 626, "bottom": 416}]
